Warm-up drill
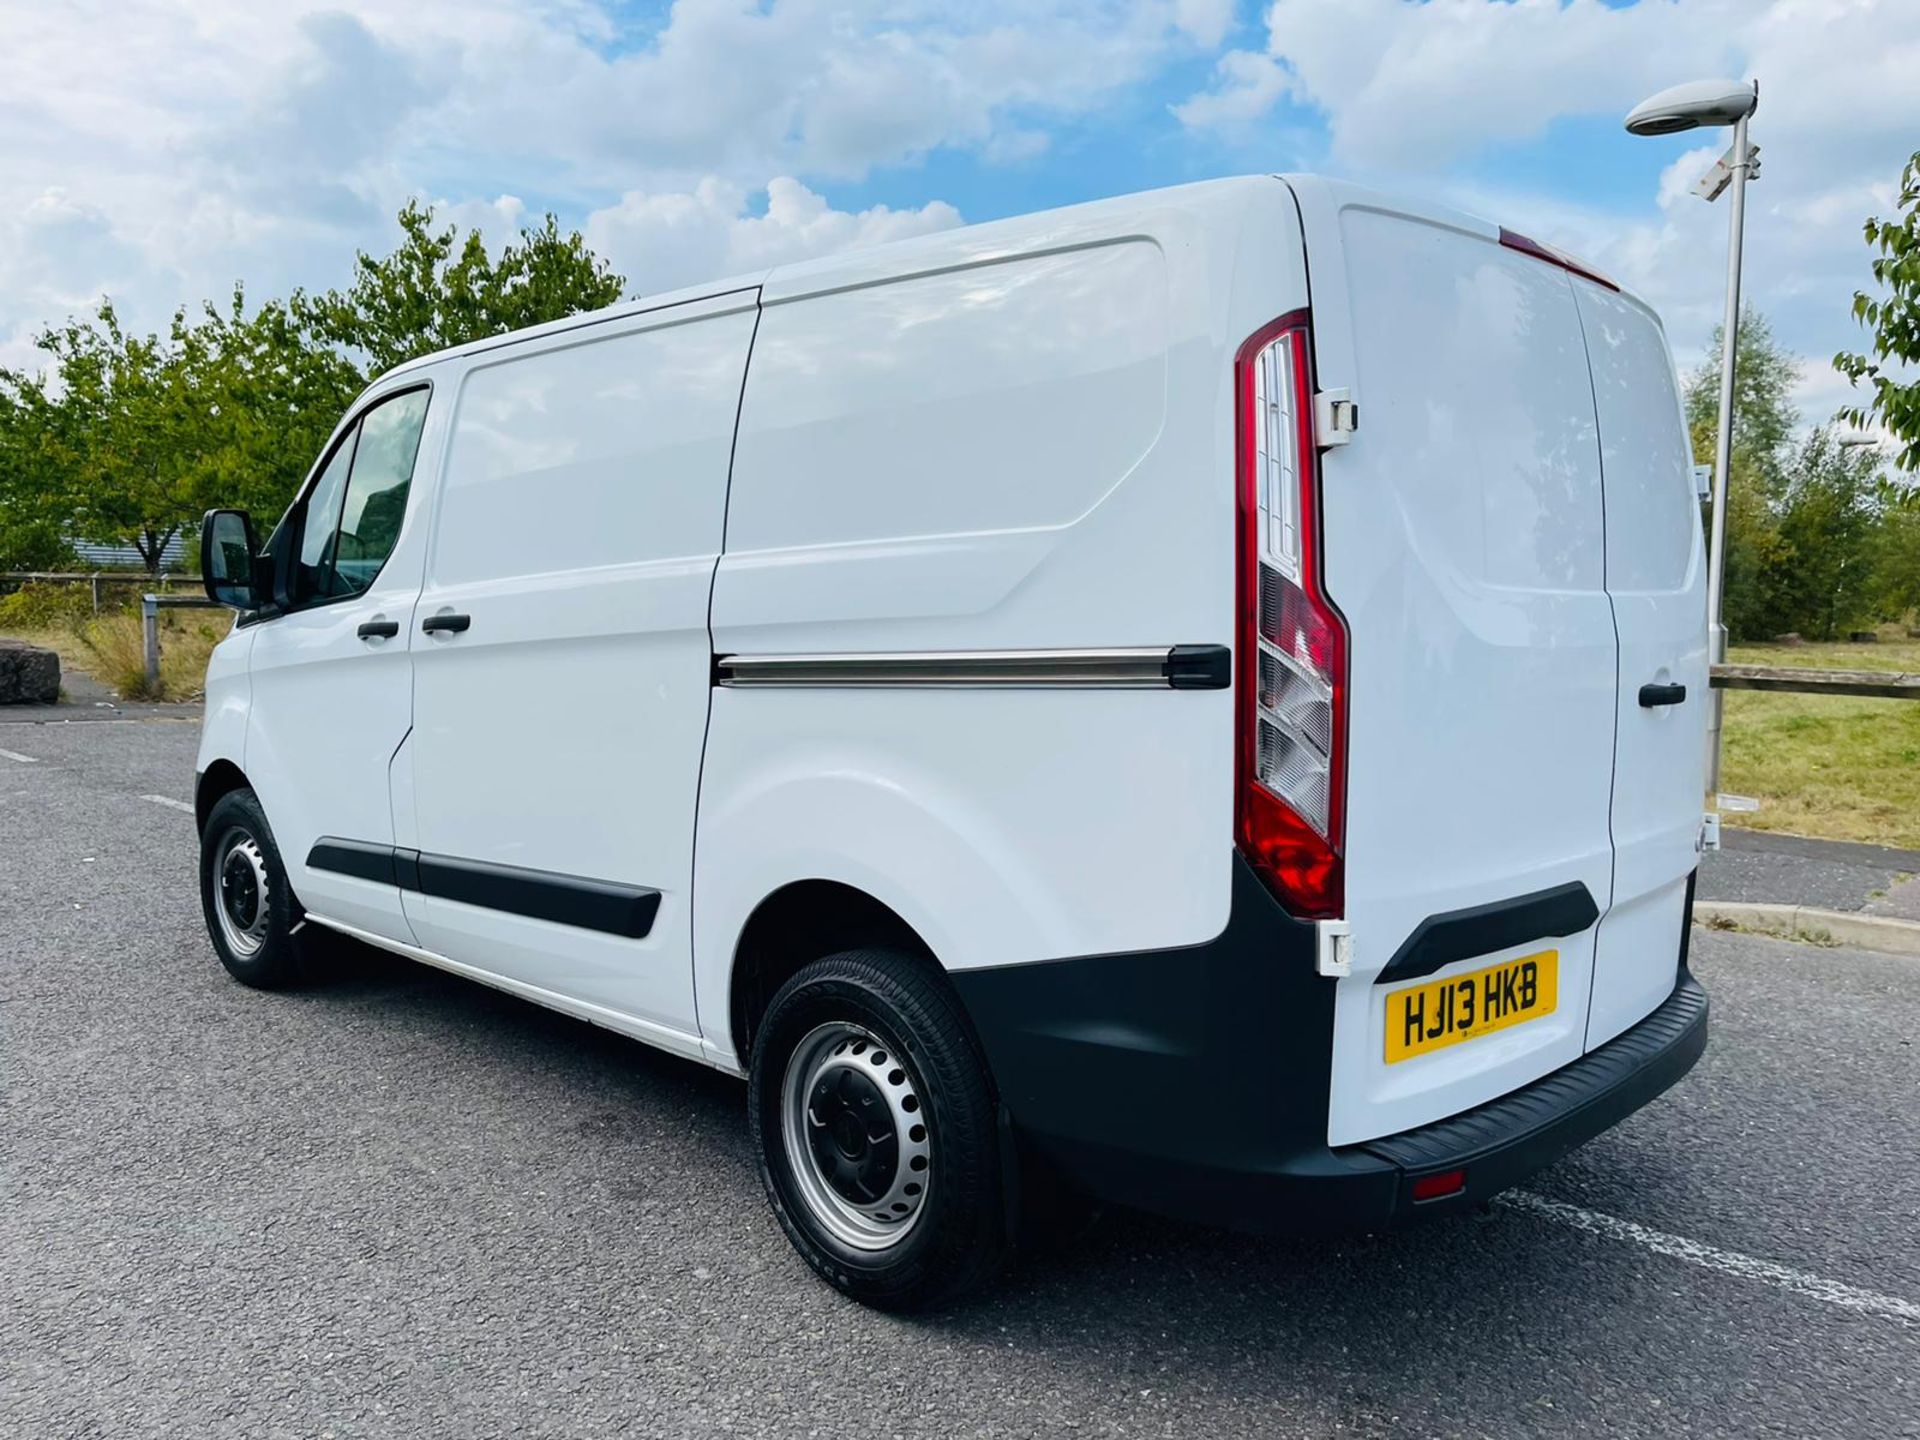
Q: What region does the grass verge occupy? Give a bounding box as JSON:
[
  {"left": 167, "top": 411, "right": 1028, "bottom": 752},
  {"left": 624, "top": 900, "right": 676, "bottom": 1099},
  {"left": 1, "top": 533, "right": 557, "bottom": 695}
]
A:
[
  {"left": 0, "top": 608, "right": 227, "bottom": 703},
  {"left": 1720, "top": 631, "right": 1920, "bottom": 850}
]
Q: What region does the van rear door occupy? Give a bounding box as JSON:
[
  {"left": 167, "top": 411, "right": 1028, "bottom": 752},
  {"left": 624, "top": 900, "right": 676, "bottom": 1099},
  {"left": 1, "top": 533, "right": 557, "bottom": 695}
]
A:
[
  {"left": 1577, "top": 278, "right": 1708, "bottom": 1046},
  {"left": 1285, "top": 178, "right": 1619, "bottom": 1146}
]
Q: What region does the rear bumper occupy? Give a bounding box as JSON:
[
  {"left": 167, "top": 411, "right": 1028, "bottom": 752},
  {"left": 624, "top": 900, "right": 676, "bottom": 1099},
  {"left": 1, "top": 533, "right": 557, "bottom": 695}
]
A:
[{"left": 950, "top": 856, "right": 1707, "bottom": 1234}]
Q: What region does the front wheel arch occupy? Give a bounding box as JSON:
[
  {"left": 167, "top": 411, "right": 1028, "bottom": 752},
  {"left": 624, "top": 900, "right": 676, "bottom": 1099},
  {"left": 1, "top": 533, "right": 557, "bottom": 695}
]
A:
[{"left": 195, "top": 758, "right": 251, "bottom": 836}]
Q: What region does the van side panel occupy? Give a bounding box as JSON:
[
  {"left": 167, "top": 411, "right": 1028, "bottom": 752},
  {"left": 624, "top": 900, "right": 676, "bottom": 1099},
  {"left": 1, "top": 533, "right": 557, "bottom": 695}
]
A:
[
  {"left": 401, "top": 293, "right": 757, "bottom": 1036},
  {"left": 697, "top": 179, "right": 1308, "bottom": 1063},
  {"left": 1289, "top": 178, "right": 1619, "bottom": 1147}
]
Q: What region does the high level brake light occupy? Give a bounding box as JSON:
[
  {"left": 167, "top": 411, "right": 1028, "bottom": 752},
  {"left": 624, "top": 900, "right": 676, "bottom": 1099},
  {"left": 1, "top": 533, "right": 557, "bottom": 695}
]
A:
[
  {"left": 1234, "top": 314, "right": 1347, "bottom": 920},
  {"left": 1497, "top": 227, "right": 1620, "bottom": 292}
]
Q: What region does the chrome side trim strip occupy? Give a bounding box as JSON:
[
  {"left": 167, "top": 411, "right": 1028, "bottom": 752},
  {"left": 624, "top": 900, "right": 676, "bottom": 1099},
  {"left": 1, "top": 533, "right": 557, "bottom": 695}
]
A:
[{"left": 714, "top": 645, "right": 1231, "bottom": 690}]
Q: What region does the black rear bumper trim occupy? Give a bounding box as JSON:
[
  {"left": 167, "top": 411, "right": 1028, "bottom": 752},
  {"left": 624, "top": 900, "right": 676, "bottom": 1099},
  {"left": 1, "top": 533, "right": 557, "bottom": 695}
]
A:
[
  {"left": 950, "top": 856, "right": 1705, "bottom": 1236},
  {"left": 1353, "top": 969, "right": 1707, "bottom": 1218},
  {"left": 1375, "top": 880, "right": 1600, "bottom": 986}
]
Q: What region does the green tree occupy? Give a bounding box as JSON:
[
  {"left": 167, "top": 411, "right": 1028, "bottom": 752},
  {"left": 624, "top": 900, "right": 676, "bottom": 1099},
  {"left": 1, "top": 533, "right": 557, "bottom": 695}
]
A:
[
  {"left": 1684, "top": 309, "right": 1803, "bottom": 639},
  {"left": 203, "top": 289, "right": 364, "bottom": 516},
  {"left": 1836, "top": 149, "right": 1920, "bottom": 472},
  {"left": 1869, "top": 501, "right": 1920, "bottom": 620},
  {"left": 1, "top": 290, "right": 361, "bottom": 575},
  {"left": 0, "top": 201, "right": 624, "bottom": 575},
  {"left": 299, "top": 202, "right": 627, "bottom": 376},
  {"left": 0, "top": 372, "right": 78, "bottom": 570},
  {"left": 1773, "top": 428, "right": 1885, "bottom": 640},
  {"left": 26, "top": 300, "right": 191, "bottom": 574}
]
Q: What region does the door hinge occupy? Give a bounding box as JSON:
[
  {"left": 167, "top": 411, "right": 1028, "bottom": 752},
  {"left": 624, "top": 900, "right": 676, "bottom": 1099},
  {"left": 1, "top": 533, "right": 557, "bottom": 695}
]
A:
[
  {"left": 1315, "top": 388, "right": 1357, "bottom": 448},
  {"left": 1699, "top": 812, "right": 1722, "bottom": 854},
  {"left": 1316, "top": 918, "right": 1352, "bottom": 978}
]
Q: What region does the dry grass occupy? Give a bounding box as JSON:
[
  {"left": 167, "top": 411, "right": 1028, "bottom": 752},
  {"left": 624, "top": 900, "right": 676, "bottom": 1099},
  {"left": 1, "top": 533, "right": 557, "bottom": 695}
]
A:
[
  {"left": 1720, "top": 628, "right": 1920, "bottom": 850},
  {"left": 1, "top": 606, "right": 226, "bottom": 703}
]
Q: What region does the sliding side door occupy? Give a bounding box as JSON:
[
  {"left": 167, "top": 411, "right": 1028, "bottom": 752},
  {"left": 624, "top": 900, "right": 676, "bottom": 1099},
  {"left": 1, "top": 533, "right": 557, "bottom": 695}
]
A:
[{"left": 401, "top": 291, "right": 758, "bottom": 1043}]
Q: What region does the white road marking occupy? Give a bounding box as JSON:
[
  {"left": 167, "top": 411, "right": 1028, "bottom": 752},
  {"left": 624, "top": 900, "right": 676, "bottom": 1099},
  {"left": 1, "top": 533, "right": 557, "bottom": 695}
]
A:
[
  {"left": 1501, "top": 1190, "right": 1920, "bottom": 1326},
  {"left": 0, "top": 747, "right": 39, "bottom": 763},
  {"left": 141, "top": 794, "right": 195, "bottom": 813}
]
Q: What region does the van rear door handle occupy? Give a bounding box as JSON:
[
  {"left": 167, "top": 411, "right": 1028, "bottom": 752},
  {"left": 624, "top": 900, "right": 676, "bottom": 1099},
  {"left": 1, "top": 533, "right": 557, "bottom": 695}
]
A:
[
  {"left": 356, "top": 619, "right": 399, "bottom": 640},
  {"left": 1638, "top": 682, "right": 1687, "bottom": 707},
  {"left": 421, "top": 613, "right": 471, "bottom": 635}
]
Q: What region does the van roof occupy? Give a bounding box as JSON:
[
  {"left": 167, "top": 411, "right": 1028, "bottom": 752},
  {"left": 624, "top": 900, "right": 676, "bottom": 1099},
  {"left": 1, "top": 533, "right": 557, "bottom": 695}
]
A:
[
  {"left": 378, "top": 173, "right": 1639, "bottom": 381},
  {"left": 377, "top": 174, "right": 1287, "bottom": 382},
  {"left": 379, "top": 275, "right": 770, "bottom": 381}
]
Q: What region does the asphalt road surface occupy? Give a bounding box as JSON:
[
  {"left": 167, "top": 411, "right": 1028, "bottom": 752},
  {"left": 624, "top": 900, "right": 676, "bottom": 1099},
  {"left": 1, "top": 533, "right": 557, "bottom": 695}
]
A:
[{"left": 3, "top": 716, "right": 1917, "bottom": 1438}]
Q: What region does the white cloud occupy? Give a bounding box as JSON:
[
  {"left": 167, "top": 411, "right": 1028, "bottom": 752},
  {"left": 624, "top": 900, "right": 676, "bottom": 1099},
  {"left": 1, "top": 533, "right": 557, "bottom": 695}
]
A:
[
  {"left": 1177, "top": 0, "right": 1920, "bottom": 432},
  {"left": 1171, "top": 0, "right": 1238, "bottom": 49},
  {"left": 1171, "top": 51, "right": 1292, "bottom": 132},
  {"left": 0, "top": 0, "right": 1218, "bottom": 366},
  {"left": 5, "top": 0, "right": 1912, "bottom": 456},
  {"left": 430, "top": 195, "right": 532, "bottom": 256},
  {"left": 1178, "top": 0, "right": 1731, "bottom": 164},
  {"left": 585, "top": 177, "right": 964, "bottom": 295}
]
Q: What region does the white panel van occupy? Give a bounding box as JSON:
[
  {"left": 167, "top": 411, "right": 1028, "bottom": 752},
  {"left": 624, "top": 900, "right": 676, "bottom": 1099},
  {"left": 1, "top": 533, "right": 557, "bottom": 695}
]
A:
[{"left": 193, "top": 175, "right": 1710, "bottom": 1309}]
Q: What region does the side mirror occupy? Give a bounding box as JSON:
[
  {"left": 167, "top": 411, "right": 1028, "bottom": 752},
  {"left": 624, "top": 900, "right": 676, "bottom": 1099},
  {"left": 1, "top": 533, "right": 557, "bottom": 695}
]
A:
[{"left": 201, "top": 508, "right": 261, "bottom": 609}]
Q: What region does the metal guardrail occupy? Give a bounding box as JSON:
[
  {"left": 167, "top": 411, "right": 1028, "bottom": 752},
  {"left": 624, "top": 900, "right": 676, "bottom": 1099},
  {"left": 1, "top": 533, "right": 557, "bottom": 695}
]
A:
[
  {"left": 2, "top": 569, "right": 188, "bottom": 615},
  {"left": 1711, "top": 663, "right": 1920, "bottom": 701},
  {"left": 141, "top": 593, "right": 222, "bottom": 693}
]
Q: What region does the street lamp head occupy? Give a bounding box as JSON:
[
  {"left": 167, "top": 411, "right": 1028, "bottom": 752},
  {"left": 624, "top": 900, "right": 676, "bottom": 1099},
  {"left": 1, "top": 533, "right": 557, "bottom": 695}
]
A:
[{"left": 1625, "top": 78, "right": 1758, "bottom": 136}]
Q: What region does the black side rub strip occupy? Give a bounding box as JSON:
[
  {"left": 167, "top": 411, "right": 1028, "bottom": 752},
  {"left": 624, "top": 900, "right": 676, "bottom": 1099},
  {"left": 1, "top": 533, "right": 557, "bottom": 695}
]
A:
[
  {"left": 307, "top": 837, "right": 397, "bottom": 886},
  {"left": 1375, "top": 880, "right": 1599, "bottom": 986},
  {"left": 307, "top": 839, "right": 661, "bottom": 940}
]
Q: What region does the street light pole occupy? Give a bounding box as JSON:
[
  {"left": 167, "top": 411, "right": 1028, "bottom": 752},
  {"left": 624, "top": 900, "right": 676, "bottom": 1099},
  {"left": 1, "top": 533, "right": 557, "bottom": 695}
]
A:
[
  {"left": 1624, "top": 76, "right": 1760, "bottom": 803},
  {"left": 1702, "top": 109, "right": 1751, "bottom": 798}
]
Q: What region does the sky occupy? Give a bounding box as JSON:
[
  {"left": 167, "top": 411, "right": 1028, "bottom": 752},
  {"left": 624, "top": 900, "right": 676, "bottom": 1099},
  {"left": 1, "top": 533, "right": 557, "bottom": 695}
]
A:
[{"left": 2, "top": 0, "right": 1915, "bottom": 430}]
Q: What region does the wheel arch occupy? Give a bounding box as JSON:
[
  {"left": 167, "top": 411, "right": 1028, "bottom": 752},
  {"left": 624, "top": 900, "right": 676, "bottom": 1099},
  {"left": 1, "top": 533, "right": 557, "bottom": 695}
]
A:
[
  {"left": 195, "top": 758, "right": 252, "bottom": 834},
  {"left": 728, "top": 879, "right": 939, "bottom": 1067}
]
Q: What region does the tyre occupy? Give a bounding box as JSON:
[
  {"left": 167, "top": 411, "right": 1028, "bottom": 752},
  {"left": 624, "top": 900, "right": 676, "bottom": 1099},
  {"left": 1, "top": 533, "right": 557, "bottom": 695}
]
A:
[
  {"left": 198, "top": 788, "right": 320, "bottom": 990},
  {"left": 748, "top": 948, "right": 1010, "bottom": 1310}
]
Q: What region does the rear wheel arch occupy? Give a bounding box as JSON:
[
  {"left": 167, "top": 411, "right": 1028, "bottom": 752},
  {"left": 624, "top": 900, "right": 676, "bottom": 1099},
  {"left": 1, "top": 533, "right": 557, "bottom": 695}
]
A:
[{"left": 728, "top": 879, "right": 944, "bottom": 1066}]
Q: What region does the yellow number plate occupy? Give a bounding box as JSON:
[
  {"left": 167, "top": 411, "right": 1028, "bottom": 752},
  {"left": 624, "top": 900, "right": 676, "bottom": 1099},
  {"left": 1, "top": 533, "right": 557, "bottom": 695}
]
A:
[{"left": 1385, "top": 950, "right": 1558, "bottom": 1064}]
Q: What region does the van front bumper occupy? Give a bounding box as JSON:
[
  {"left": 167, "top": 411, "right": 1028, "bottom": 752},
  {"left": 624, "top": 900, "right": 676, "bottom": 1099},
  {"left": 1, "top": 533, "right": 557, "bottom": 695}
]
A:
[{"left": 949, "top": 856, "right": 1707, "bottom": 1234}]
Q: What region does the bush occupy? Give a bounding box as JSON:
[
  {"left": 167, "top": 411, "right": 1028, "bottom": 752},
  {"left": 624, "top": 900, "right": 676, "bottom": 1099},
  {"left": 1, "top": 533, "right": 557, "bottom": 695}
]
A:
[{"left": 0, "top": 581, "right": 97, "bottom": 630}]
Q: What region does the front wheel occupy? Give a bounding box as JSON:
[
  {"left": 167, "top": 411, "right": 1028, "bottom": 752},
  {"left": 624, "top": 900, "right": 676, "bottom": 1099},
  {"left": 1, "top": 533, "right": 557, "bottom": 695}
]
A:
[
  {"left": 198, "top": 788, "right": 319, "bottom": 989},
  {"left": 748, "top": 949, "right": 1010, "bottom": 1309}
]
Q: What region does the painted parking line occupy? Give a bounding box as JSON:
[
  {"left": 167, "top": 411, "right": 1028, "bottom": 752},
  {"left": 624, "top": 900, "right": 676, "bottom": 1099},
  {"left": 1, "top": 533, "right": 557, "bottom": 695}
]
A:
[
  {"left": 0, "top": 746, "right": 40, "bottom": 763},
  {"left": 141, "top": 795, "right": 195, "bottom": 813},
  {"left": 1500, "top": 1190, "right": 1920, "bottom": 1326}
]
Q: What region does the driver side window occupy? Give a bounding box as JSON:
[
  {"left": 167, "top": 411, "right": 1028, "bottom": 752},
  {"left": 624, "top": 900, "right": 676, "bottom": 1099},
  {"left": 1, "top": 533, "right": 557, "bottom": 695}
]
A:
[
  {"left": 295, "top": 388, "right": 431, "bottom": 606},
  {"left": 296, "top": 427, "right": 357, "bottom": 603}
]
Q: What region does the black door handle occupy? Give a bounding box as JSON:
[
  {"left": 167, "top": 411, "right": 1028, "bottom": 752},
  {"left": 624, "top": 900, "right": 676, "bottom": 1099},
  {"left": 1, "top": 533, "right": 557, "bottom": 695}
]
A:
[
  {"left": 421, "top": 612, "right": 471, "bottom": 635},
  {"left": 1639, "top": 682, "right": 1687, "bottom": 707},
  {"left": 356, "top": 619, "right": 400, "bottom": 640}
]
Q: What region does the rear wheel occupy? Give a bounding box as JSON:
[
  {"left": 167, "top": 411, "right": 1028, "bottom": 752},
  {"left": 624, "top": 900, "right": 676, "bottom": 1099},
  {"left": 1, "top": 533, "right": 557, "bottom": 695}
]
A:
[
  {"left": 748, "top": 948, "right": 1009, "bottom": 1309},
  {"left": 198, "top": 789, "right": 319, "bottom": 989}
]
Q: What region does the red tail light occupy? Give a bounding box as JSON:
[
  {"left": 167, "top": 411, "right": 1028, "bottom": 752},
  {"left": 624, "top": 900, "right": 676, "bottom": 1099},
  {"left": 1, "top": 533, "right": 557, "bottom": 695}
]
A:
[{"left": 1234, "top": 313, "right": 1347, "bottom": 919}]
